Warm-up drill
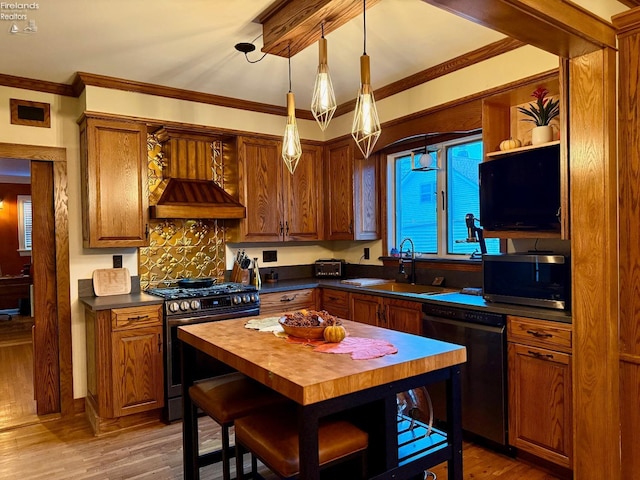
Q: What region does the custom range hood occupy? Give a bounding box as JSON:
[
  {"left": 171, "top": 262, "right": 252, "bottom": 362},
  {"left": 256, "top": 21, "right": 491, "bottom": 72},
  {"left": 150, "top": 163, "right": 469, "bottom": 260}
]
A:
[{"left": 149, "top": 128, "right": 245, "bottom": 220}]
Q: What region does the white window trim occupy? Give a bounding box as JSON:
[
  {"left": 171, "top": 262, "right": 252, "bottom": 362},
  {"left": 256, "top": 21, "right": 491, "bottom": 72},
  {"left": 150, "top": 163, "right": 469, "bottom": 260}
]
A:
[
  {"left": 17, "top": 194, "right": 32, "bottom": 256},
  {"left": 386, "top": 134, "right": 486, "bottom": 260}
]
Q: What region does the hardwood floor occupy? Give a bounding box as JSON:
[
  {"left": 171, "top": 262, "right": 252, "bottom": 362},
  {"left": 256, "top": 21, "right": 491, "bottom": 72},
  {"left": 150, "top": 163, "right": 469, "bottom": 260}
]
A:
[
  {"left": 0, "top": 315, "right": 37, "bottom": 431},
  {"left": 0, "top": 413, "right": 564, "bottom": 480}
]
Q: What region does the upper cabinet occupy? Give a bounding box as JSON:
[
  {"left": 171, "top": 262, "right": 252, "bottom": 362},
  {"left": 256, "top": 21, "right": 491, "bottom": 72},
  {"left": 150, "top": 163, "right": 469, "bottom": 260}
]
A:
[
  {"left": 481, "top": 71, "right": 569, "bottom": 239},
  {"left": 234, "top": 136, "right": 323, "bottom": 242},
  {"left": 79, "top": 114, "right": 150, "bottom": 248},
  {"left": 324, "top": 138, "right": 379, "bottom": 241}
]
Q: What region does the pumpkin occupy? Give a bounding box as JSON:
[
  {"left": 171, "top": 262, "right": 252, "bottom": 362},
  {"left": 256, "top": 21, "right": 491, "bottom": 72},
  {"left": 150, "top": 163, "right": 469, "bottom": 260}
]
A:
[
  {"left": 323, "top": 324, "right": 346, "bottom": 343},
  {"left": 499, "top": 138, "right": 522, "bottom": 151}
]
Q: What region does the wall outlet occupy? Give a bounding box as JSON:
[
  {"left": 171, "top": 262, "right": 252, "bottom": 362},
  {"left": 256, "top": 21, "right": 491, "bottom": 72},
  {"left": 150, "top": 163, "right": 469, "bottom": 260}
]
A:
[
  {"left": 363, "top": 247, "right": 370, "bottom": 260},
  {"left": 263, "top": 250, "right": 278, "bottom": 263},
  {"left": 113, "top": 255, "right": 123, "bottom": 268}
]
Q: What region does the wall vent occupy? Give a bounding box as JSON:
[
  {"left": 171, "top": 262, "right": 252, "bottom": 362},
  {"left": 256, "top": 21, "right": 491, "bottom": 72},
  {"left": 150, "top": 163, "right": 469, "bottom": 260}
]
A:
[{"left": 10, "top": 99, "right": 50, "bottom": 128}]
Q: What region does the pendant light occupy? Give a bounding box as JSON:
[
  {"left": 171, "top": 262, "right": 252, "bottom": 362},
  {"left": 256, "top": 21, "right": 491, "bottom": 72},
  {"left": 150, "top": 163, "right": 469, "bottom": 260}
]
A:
[
  {"left": 311, "top": 23, "right": 337, "bottom": 131},
  {"left": 351, "top": 0, "right": 381, "bottom": 159},
  {"left": 282, "top": 45, "right": 302, "bottom": 174}
]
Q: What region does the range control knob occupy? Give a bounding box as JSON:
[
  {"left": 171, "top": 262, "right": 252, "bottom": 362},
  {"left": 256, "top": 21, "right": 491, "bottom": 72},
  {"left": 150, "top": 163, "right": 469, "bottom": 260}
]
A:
[
  {"left": 233, "top": 295, "right": 242, "bottom": 305},
  {"left": 168, "top": 302, "right": 180, "bottom": 313},
  {"left": 190, "top": 300, "right": 200, "bottom": 311},
  {"left": 180, "top": 300, "right": 190, "bottom": 311},
  {"left": 242, "top": 294, "right": 251, "bottom": 303},
  {"left": 250, "top": 293, "right": 259, "bottom": 302}
]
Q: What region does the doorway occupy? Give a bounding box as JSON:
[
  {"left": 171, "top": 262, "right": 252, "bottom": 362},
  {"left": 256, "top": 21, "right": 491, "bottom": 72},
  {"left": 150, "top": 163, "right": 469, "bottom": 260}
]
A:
[
  {"left": 0, "top": 158, "right": 36, "bottom": 429},
  {"left": 0, "top": 142, "right": 72, "bottom": 428}
]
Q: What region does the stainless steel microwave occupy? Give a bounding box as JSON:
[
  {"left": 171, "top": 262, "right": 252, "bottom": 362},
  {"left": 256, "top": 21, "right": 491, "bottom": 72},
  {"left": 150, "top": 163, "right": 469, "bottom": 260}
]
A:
[{"left": 482, "top": 253, "right": 570, "bottom": 310}]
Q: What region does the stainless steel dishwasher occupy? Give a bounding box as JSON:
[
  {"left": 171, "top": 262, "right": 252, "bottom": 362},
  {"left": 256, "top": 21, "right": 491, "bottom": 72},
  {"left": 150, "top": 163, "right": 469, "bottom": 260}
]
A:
[{"left": 422, "top": 303, "right": 508, "bottom": 448}]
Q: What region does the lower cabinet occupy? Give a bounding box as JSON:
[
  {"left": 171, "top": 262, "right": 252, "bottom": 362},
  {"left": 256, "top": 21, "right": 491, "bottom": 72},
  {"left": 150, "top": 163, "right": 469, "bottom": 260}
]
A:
[
  {"left": 507, "top": 315, "right": 573, "bottom": 468},
  {"left": 259, "top": 288, "right": 317, "bottom": 315},
  {"left": 85, "top": 304, "right": 164, "bottom": 435},
  {"left": 349, "top": 292, "right": 422, "bottom": 334}
]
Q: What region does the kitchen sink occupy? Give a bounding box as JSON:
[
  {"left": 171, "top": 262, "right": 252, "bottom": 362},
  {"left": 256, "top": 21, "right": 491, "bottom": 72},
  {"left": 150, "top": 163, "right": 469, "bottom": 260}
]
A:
[{"left": 364, "top": 283, "right": 450, "bottom": 295}]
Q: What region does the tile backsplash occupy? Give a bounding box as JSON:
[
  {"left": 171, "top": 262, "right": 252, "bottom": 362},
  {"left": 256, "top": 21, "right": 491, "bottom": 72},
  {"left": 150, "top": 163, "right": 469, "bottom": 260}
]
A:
[{"left": 139, "top": 132, "right": 227, "bottom": 289}]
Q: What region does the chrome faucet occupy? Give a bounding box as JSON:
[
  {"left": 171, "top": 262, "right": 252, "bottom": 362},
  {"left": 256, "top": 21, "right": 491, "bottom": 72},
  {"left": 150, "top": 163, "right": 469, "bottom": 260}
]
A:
[{"left": 398, "top": 237, "right": 416, "bottom": 284}]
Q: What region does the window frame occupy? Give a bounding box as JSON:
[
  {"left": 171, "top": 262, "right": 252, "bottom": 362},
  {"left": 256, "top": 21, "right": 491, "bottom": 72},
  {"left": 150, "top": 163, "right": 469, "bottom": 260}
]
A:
[
  {"left": 386, "top": 134, "right": 498, "bottom": 260},
  {"left": 17, "top": 194, "right": 32, "bottom": 256}
]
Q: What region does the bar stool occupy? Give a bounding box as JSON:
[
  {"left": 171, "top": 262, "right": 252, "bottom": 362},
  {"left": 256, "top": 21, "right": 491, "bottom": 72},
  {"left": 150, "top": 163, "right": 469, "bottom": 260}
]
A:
[
  {"left": 234, "top": 404, "right": 369, "bottom": 479},
  {"left": 188, "top": 372, "right": 286, "bottom": 480}
]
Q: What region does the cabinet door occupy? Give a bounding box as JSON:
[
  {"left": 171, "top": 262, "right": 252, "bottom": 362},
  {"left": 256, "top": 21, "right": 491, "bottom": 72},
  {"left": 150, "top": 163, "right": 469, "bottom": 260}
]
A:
[
  {"left": 349, "top": 293, "right": 381, "bottom": 326},
  {"left": 508, "top": 342, "right": 572, "bottom": 467},
  {"left": 80, "top": 116, "right": 149, "bottom": 248},
  {"left": 238, "top": 137, "right": 284, "bottom": 242},
  {"left": 353, "top": 153, "right": 380, "bottom": 240},
  {"left": 284, "top": 143, "right": 323, "bottom": 241},
  {"left": 112, "top": 325, "right": 164, "bottom": 417},
  {"left": 385, "top": 298, "right": 422, "bottom": 334},
  {"left": 325, "top": 139, "right": 355, "bottom": 240}
]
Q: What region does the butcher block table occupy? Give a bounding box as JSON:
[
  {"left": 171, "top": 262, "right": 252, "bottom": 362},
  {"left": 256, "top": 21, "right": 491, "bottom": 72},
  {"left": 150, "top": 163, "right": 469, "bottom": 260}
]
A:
[{"left": 178, "top": 316, "right": 467, "bottom": 480}]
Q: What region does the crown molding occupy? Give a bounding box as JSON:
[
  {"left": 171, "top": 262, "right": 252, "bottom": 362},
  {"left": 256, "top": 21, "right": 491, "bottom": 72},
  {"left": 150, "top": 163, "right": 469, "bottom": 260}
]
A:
[{"left": 0, "top": 73, "right": 74, "bottom": 97}]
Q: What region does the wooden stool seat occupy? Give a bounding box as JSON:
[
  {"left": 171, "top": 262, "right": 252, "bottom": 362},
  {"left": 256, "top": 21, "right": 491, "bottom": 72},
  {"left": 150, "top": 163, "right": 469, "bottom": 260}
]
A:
[
  {"left": 234, "top": 405, "right": 368, "bottom": 479},
  {"left": 188, "top": 372, "right": 286, "bottom": 480}
]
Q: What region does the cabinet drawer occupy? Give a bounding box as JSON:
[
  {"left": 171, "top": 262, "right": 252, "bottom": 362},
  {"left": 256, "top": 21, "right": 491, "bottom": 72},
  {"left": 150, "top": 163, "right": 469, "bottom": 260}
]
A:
[
  {"left": 260, "top": 289, "right": 317, "bottom": 315},
  {"left": 507, "top": 315, "right": 572, "bottom": 352},
  {"left": 111, "top": 305, "right": 162, "bottom": 330},
  {"left": 321, "top": 289, "right": 349, "bottom": 309}
]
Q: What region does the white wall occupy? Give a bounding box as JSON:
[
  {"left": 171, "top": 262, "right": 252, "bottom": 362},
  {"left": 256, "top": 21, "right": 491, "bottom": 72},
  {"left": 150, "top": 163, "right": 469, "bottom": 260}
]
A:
[{"left": 0, "top": 43, "right": 559, "bottom": 399}]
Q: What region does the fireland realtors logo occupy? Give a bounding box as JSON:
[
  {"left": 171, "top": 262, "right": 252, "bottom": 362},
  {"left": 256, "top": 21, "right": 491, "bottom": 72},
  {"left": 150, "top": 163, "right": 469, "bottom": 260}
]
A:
[{"left": 1, "top": 2, "right": 39, "bottom": 34}]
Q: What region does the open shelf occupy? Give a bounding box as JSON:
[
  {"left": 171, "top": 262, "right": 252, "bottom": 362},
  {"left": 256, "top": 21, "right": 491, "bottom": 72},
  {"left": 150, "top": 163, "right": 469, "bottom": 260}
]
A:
[{"left": 486, "top": 140, "right": 560, "bottom": 158}]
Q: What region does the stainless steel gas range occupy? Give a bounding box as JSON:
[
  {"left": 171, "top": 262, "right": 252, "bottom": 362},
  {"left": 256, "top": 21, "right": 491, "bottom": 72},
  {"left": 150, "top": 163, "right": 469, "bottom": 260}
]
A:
[{"left": 147, "top": 282, "right": 260, "bottom": 422}]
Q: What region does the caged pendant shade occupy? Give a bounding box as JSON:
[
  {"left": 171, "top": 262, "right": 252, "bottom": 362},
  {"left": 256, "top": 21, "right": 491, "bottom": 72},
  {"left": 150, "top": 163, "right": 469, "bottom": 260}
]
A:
[
  {"left": 282, "top": 47, "right": 302, "bottom": 174},
  {"left": 311, "top": 26, "right": 337, "bottom": 131},
  {"left": 351, "top": 0, "right": 381, "bottom": 159}
]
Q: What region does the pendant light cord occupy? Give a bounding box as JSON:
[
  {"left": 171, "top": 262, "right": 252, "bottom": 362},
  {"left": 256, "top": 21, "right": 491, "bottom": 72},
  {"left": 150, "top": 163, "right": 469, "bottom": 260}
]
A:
[
  {"left": 363, "top": 0, "right": 367, "bottom": 55},
  {"left": 288, "top": 44, "right": 292, "bottom": 92}
]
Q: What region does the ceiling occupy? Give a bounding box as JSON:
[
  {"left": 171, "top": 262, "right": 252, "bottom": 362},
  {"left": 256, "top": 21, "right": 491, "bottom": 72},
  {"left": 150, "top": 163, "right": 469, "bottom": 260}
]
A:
[{"left": 0, "top": 0, "right": 628, "bottom": 180}]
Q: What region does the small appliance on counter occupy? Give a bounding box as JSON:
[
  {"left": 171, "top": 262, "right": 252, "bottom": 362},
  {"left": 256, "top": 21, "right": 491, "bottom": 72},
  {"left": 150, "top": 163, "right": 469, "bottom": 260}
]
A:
[{"left": 314, "top": 259, "right": 346, "bottom": 278}]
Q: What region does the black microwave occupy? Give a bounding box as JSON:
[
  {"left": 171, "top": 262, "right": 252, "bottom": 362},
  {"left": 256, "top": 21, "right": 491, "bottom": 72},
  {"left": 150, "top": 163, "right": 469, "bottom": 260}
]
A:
[{"left": 482, "top": 253, "right": 570, "bottom": 310}]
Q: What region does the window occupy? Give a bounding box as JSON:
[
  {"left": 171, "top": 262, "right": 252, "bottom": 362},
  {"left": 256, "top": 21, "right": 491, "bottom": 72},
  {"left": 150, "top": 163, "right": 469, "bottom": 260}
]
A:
[
  {"left": 388, "top": 136, "right": 500, "bottom": 258},
  {"left": 17, "top": 195, "right": 32, "bottom": 255}
]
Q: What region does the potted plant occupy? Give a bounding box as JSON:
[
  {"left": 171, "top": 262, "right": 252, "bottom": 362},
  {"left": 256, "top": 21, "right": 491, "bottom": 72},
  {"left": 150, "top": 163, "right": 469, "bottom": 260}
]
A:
[{"left": 517, "top": 87, "right": 560, "bottom": 145}]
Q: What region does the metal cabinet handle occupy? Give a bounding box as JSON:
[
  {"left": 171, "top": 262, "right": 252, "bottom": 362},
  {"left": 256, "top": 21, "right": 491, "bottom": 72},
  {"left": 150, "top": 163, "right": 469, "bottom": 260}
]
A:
[
  {"left": 127, "top": 315, "right": 149, "bottom": 321},
  {"left": 280, "top": 294, "right": 298, "bottom": 302},
  {"left": 279, "top": 221, "right": 284, "bottom": 236},
  {"left": 285, "top": 221, "right": 289, "bottom": 236},
  {"left": 527, "top": 350, "right": 554, "bottom": 360},
  {"left": 158, "top": 333, "right": 162, "bottom": 353},
  {"left": 526, "top": 330, "right": 552, "bottom": 338}
]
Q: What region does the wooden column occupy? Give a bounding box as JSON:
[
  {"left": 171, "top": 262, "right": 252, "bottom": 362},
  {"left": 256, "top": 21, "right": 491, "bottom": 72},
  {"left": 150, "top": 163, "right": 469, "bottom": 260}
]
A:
[
  {"left": 568, "top": 47, "right": 619, "bottom": 479},
  {"left": 613, "top": 8, "right": 640, "bottom": 479}
]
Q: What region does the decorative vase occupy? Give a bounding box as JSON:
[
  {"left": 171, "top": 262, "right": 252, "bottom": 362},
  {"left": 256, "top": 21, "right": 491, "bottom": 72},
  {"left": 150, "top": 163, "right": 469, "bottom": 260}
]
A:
[{"left": 531, "top": 125, "right": 554, "bottom": 145}]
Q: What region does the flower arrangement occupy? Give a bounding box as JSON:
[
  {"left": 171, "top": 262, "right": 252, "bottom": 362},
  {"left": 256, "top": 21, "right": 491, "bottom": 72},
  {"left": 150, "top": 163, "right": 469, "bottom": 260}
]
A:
[{"left": 517, "top": 87, "right": 560, "bottom": 126}]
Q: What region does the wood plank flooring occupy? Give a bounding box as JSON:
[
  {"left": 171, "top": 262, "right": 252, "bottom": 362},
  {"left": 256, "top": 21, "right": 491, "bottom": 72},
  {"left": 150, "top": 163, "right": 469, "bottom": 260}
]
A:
[
  {"left": 0, "top": 316, "right": 37, "bottom": 430},
  {"left": 0, "top": 413, "right": 564, "bottom": 480}
]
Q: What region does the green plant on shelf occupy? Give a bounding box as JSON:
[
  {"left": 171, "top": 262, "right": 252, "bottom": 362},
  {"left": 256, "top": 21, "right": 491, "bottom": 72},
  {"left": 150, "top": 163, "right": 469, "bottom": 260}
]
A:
[{"left": 517, "top": 87, "right": 560, "bottom": 126}]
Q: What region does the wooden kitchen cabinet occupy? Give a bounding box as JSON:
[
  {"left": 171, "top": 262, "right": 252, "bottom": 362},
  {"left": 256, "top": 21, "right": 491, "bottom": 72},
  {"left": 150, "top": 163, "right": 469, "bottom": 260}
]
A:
[
  {"left": 319, "top": 288, "right": 350, "bottom": 319},
  {"left": 350, "top": 292, "right": 422, "bottom": 334},
  {"left": 324, "top": 138, "right": 379, "bottom": 241},
  {"left": 236, "top": 136, "right": 323, "bottom": 242},
  {"left": 79, "top": 114, "right": 149, "bottom": 248},
  {"left": 259, "top": 288, "right": 317, "bottom": 315},
  {"left": 507, "top": 315, "right": 572, "bottom": 468},
  {"left": 85, "top": 304, "right": 164, "bottom": 435}
]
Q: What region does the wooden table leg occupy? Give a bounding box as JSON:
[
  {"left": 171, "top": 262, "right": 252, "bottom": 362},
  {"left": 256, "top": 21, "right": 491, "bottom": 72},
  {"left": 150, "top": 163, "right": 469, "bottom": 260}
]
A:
[
  {"left": 181, "top": 341, "right": 198, "bottom": 480},
  {"left": 446, "top": 365, "right": 463, "bottom": 480}
]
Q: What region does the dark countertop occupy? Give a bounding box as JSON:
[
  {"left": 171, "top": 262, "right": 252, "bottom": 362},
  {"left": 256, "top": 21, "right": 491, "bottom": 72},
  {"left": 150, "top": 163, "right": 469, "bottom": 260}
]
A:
[
  {"left": 259, "top": 278, "right": 572, "bottom": 324},
  {"left": 80, "top": 292, "right": 164, "bottom": 311}
]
